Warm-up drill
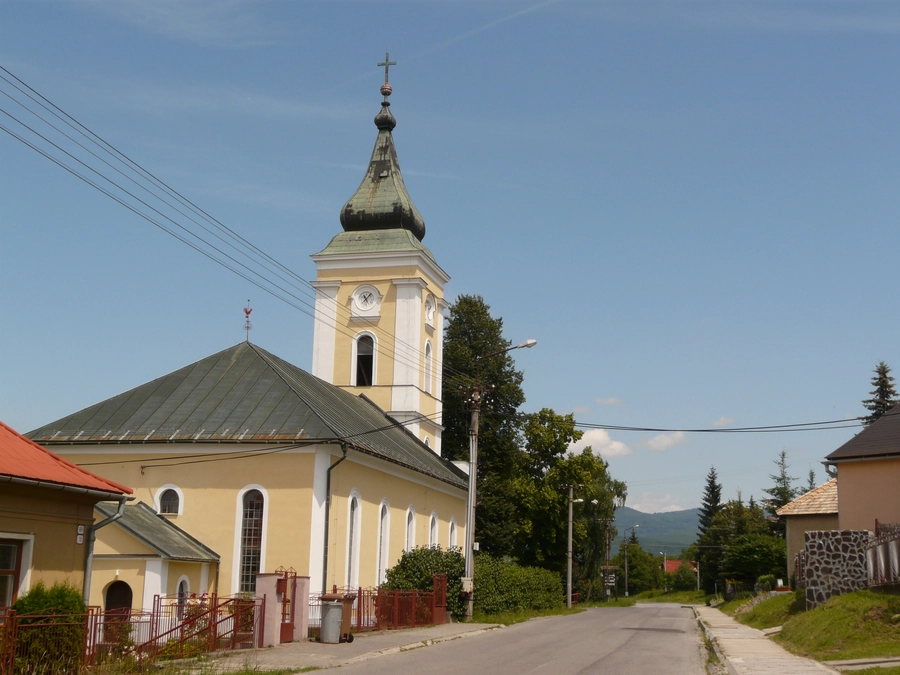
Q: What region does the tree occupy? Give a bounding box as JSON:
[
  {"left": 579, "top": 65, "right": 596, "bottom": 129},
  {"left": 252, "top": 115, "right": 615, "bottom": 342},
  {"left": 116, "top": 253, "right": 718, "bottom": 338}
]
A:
[
  {"left": 613, "top": 536, "right": 659, "bottom": 595},
  {"left": 672, "top": 561, "right": 697, "bottom": 591},
  {"left": 761, "top": 450, "right": 797, "bottom": 536},
  {"left": 805, "top": 468, "right": 816, "bottom": 493},
  {"left": 695, "top": 496, "right": 770, "bottom": 592},
  {"left": 697, "top": 466, "right": 722, "bottom": 538},
  {"left": 442, "top": 295, "right": 528, "bottom": 556},
  {"left": 862, "top": 361, "right": 898, "bottom": 426},
  {"left": 719, "top": 533, "right": 786, "bottom": 585}
]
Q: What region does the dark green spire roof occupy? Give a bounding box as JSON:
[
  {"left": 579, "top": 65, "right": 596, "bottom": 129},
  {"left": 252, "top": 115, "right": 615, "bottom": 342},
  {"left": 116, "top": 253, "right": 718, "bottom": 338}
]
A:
[{"left": 339, "top": 83, "right": 426, "bottom": 241}]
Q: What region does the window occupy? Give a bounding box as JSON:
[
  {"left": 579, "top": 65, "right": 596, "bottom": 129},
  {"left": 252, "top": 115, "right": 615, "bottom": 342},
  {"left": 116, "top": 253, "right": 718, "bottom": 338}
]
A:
[
  {"left": 159, "top": 489, "right": 180, "bottom": 515},
  {"left": 0, "top": 540, "right": 22, "bottom": 608},
  {"left": 429, "top": 513, "right": 438, "bottom": 548},
  {"left": 405, "top": 508, "right": 415, "bottom": 552},
  {"left": 424, "top": 341, "right": 433, "bottom": 394},
  {"left": 449, "top": 519, "right": 458, "bottom": 549},
  {"left": 425, "top": 295, "right": 435, "bottom": 328},
  {"left": 377, "top": 502, "right": 389, "bottom": 585},
  {"left": 355, "top": 334, "right": 375, "bottom": 386},
  {"left": 239, "top": 490, "right": 265, "bottom": 593},
  {"left": 347, "top": 494, "right": 360, "bottom": 588},
  {"left": 176, "top": 578, "right": 189, "bottom": 619}
]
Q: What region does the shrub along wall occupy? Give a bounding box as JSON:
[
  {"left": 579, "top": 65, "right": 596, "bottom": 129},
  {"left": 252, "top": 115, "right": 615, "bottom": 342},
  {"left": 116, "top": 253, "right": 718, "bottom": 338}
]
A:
[{"left": 474, "top": 555, "right": 564, "bottom": 615}]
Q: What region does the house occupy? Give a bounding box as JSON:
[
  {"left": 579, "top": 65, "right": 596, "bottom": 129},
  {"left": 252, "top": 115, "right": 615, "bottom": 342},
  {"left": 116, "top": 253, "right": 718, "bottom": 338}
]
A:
[
  {"left": 775, "top": 478, "right": 838, "bottom": 582},
  {"left": 825, "top": 410, "right": 900, "bottom": 530},
  {"left": 27, "top": 75, "right": 468, "bottom": 607},
  {"left": 0, "top": 420, "right": 131, "bottom": 607}
]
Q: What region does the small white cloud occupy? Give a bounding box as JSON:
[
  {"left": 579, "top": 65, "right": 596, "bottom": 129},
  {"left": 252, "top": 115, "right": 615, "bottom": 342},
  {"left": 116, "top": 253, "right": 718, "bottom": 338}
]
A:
[
  {"left": 712, "top": 416, "right": 737, "bottom": 428},
  {"left": 596, "top": 397, "right": 623, "bottom": 406},
  {"left": 569, "top": 429, "right": 631, "bottom": 457},
  {"left": 643, "top": 431, "right": 686, "bottom": 452},
  {"left": 572, "top": 406, "right": 591, "bottom": 415},
  {"left": 629, "top": 492, "right": 684, "bottom": 513}
]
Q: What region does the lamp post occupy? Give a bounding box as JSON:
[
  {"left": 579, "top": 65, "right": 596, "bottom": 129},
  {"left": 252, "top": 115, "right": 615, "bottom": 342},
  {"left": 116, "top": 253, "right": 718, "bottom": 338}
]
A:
[
  {"left": 660, "top": 550, "right": 668, "bottom": 592},
  {"left": 464, "top": 339, "right": 537, "bottom": 621},
  {"left": 564, "top": 485, "right": 583, "bottom": 608},
  {"left": 623, "top": 525, "right": 638, "bottom": 597}
]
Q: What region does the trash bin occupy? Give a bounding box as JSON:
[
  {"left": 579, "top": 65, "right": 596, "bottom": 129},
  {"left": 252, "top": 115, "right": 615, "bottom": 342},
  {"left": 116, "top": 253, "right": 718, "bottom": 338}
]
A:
[
  {"left": 320, "top": 601, "right": 343, "bottom": 644},
  {"left": 321, "top": 592, "right": 356, "bottom": 643}
]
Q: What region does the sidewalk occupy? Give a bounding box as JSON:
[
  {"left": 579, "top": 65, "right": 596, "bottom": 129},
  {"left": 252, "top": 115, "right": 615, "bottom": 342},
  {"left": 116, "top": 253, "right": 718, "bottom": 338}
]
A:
[
  {"left": 693, "top": 605, "right": 839, "bottom": 674},
  {"left": 202, "top": 622, "right": 502, "bottom": 672}
]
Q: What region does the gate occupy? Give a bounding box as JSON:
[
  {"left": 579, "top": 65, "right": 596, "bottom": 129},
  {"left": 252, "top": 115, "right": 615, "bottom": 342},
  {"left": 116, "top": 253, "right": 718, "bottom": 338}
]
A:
[{"left": 275, "top": 567, "right": 297, "bottom": 644}]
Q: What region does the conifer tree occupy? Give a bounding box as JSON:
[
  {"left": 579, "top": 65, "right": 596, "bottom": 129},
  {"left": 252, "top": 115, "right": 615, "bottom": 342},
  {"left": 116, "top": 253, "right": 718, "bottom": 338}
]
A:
[
  {"left": 762, "top": 450, "right": 797, "bottom": 536},
  {"left": 862, "top": 361, "right": 898, "bottom": 427},
  {"left": 805, "top": 468, "right": 816, "bottom": 493},
  {"left": 697, "top": 466, "right": 722, "bottom": 537}
]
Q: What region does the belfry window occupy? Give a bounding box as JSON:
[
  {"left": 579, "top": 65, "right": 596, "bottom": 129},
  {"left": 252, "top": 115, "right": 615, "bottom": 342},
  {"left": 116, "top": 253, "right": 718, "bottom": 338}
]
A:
[
  {"left": 239, "top": 490, "right": 265, "bottom": 592},
  {"left": 355, "top": 335, "right": 374, "bottom": 386},
  {"left": 159, "top": 489, "right": 180, "bottom": 515},
  {"left": 424, "top": 342, "right": 433, "bottom": 395}
]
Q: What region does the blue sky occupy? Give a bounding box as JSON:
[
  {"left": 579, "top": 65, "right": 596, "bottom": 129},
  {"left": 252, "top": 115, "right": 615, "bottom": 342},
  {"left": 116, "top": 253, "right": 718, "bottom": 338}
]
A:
[{"left": 2, "top": 1, "right": 899, "bottom": 513}]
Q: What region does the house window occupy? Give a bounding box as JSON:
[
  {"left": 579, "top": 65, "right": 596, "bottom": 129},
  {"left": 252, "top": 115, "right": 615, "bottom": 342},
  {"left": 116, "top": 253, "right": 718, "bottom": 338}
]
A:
[
  {"left": 159, "top": 489, "right": 180, "bottom": 515},
  {"left": 424, "top": 341, "right": 433, "bottom": 395},
  {"left": 449, "top": 519, "right": 458, "bottom": 549},
  {"left": 377, "top": 502, "right": 389, "bottom": 585},
  {"left": 347, "top": 494, "right": 360, "bottom": 588},
  {"left": 355, "top": 334, "right": 375, "bottom": 386},
  {"left": 429, "top": 513, "right": 438, "bottom": 548},
  {"left": 0, "top": 540, "right": 22, "bottom": 608},
  {"left": 239, "top": 490, "right": 265, "bottom": 593},
  {"left": 405, "top": 509, "right": 415, "bottom": 552}
]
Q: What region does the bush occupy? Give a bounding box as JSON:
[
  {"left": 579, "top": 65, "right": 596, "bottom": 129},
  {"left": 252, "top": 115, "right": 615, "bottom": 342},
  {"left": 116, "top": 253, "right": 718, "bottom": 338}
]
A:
[
  {"left": 13, "top": 581, "right": 88, "bottom": 675},
  {"left": 383, "top": 546, "right": 466, "bottom": 618},
  {"left": 757, "top": 574, "right": 777, "bottom": 593},
  {"left": 672, "top": 562, "right": 697, "bottom": 591},
  {"left": 13, "top": 580, "right": 86, "bottom": 616},
  {"left": 474, "top": 555, "right": 564, "bottom": 615}
]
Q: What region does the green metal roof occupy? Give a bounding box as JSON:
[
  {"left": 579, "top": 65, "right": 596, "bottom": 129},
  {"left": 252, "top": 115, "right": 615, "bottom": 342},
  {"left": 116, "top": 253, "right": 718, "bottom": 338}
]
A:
[
  {"left": 28, "top": 342, "right": 465, "bottom": 489},
  {"left": 95, "top": 501, "right": 219, "bottom": 562},
  {"left": 315, "top": 229, "right": 436, "bottom": 261}
]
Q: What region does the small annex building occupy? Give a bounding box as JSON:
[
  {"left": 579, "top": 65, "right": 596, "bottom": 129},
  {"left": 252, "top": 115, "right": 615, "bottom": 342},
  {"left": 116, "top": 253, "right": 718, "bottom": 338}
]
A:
[
  {"left": 90, "top": 501, "right": 219, "bottom": 615},
  {"left": 775, "top": 478, "right": 839, "bottom": 581},
  {"left": 0, "top": 420, "right": 132, "bottom": 608}
]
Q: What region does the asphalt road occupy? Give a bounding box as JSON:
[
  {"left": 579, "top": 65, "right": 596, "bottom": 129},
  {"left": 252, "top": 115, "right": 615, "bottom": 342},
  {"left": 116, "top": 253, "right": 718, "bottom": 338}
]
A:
[{"left": 334, "top": 604, "right": 706, "bottom": 675}]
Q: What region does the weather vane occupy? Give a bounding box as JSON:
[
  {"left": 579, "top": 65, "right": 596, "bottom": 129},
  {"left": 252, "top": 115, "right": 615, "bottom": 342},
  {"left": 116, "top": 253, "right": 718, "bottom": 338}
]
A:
[{"left": 244, "top": 300, "right": 252, "bottom": 342}]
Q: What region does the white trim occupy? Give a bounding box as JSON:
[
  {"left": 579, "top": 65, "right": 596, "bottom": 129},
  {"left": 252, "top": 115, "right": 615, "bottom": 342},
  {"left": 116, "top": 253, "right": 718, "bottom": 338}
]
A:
[
  {"left": 176, "top": 574, "right": 190, "bottom": 597},
  {"left": 405, "top": 507, "right": 416, "bottom": 552},
  {"left": 199, "top": 563, "right": 210, "bottom": 593},
  {"left": 345, "top": 490, "right": 362, "bottom": 589},
  {"left": 391, "top": 278, "right": 426, "bottom": 415},
  {"left": 231, "top": 485, "right": 270, "bottom": 595},
  {"left": 429, "top": 511, "right": 438, "bottom": 548},
  {"left": 449, "top": 518, "right": 458, "bottom": 549},
  {"left": 0, "top": 532, "right": 34, "bottom": 600},
  {"left": 311, "top": 249, "right": 451, "bottom": 287},
  {"left": 154, "top": 484, "right": 184, "bottom": 515},
  {"left": 376, "top": 500, "right": 390, "bottom": 585},
  {"left": 350, "top": 284, "right": 382, "bottom": 320},
  {"left": 351, "top": 331, "right": 378, "bottom": 387},
  {"left": 142, "top": 559, "right": 168, "bottom": 613},
  {"left": 308, "top": 450, "right": 331, "bottom": 595},
  {"left": 311, "top": 280, "right": 341, "bottom": 382},
  {"left": 424, "top": 294, "right": 436, "bottom": 329}
]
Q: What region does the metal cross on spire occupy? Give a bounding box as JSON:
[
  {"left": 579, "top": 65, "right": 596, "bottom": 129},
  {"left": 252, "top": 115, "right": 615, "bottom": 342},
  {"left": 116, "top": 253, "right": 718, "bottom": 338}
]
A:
[
  {"left": 243, "top": 300, "right": 252, "bottom": 342},
  {"left": 378, "top": 52, "right": 396, "bottom": 84}
]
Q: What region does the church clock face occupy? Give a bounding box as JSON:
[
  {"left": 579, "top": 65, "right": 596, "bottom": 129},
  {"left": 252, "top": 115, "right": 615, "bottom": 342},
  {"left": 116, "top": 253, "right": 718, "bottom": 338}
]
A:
[
  {"left": 351, "top": 285, "right": 380, "bottom": 318},
  {"left": 358, "top": 291, "right": 375, "bottom": 310}
]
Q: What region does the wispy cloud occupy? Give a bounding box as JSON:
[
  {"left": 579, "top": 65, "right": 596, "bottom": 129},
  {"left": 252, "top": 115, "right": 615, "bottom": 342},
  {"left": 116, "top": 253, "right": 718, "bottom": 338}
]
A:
[
  {"left": 569, "top": 428, "right": 631, "bottom": 458},
  {"left": 712, "top": 416, "right": 737, "bottom": 428},
  {"left": 596, "top": 397, "right": 623, "bottom": 406},
  {"left": 628, "top": 491, "right": 684, "bottom": 514},
  {"left": 78, "top": 0, "right": 277, "bottom": 46},
  {"left": 642, "top": 431, "right": 686, "bottom": 452}
]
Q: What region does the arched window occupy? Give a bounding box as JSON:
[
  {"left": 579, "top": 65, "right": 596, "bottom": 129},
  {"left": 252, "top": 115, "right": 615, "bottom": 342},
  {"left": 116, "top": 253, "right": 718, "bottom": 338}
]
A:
[
  {"left": 346, "top": 494, "right": 361, "bottom": 588},
  {"left": 354, "top": 334, "right": 375, "bottom": 386},
  {"left": 449, "top": 518, "right": 458, "bottom": 549},
  {"left": 239, "top": 490, "right": 265, "bottom": 593},
  {"left": 176, "top": 577, "right": 189, "bottom": 619},
  {"left": 377, "top": 501, "right": 390, "bottom": 585},
  {"left": 424, "top": 341, "right": 433, "bottom": 394},
  {"left": 429, "top": 513, "right": 438, "bottom": 548},
  {"left": 159, "top": 489, "right": 180, "bottom": 515},
  {"left": 405, "top": 508, "right": 415, "bottom": 552}
]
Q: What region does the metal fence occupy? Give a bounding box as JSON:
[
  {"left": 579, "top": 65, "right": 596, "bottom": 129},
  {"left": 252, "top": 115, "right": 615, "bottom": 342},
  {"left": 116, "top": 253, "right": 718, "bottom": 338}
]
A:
[{"left": 868, "top": 522, "right": 900, "bottom": 588}]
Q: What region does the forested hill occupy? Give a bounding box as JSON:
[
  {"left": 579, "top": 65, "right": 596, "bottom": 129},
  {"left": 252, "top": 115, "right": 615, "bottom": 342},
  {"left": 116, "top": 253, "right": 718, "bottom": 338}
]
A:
[{"left": 613, "top": 506, "right": 700, "bottom": 556}]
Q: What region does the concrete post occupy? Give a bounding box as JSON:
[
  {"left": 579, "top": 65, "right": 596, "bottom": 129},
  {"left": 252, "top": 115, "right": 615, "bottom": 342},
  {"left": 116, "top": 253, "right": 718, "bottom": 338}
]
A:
[{"left": 256, "top": 573, "right": 281, "bottom": 648}]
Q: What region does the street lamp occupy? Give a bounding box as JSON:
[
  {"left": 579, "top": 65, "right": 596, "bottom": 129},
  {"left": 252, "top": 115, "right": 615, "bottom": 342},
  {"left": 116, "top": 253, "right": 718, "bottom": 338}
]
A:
[
  {"left": 623, "top": 525, "right": 638, "bottom": 597},
  {"left": 464, "top": 338, "right": 537, "bottom": 621},
  {"left": 660, "top": 550, "right": 668, "bottom": 592}
]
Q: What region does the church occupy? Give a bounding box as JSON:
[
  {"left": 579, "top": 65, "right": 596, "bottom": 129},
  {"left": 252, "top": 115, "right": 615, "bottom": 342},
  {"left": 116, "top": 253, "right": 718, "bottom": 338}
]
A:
[{"left": 27, "top": 66, "right": 467, "bottom": 612}]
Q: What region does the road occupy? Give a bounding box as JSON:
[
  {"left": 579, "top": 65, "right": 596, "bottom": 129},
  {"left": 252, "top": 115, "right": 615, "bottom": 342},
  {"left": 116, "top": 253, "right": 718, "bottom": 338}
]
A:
[{"left": 336, "top": 604, "right": 706, "bottom": 675}]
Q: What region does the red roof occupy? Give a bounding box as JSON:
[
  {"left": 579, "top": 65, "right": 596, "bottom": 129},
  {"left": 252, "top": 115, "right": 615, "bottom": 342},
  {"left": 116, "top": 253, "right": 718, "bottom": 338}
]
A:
[
  {"left": 0, "top": 421, "right": 131, "bottom": 496},
  {"left": 664, "top": 559, "right": 694, "bottom": 574}
]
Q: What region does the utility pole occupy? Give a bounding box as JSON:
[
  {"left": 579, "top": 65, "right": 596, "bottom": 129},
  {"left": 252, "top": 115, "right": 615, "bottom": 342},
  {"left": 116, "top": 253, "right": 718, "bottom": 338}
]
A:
[{"left": 563, "top": 484, "right": 583, "bottom": 608}]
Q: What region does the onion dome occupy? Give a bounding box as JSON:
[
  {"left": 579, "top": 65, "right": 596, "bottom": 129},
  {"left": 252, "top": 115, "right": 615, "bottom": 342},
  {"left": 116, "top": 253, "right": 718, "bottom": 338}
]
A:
[{"left": 339, "top": 77, "right": 426, "bottom": 241}]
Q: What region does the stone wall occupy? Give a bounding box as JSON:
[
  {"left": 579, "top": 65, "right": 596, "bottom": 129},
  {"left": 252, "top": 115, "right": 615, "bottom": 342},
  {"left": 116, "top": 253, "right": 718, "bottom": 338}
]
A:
[{"left": 803, "top": 530, "right": 871, "bottom": 609}]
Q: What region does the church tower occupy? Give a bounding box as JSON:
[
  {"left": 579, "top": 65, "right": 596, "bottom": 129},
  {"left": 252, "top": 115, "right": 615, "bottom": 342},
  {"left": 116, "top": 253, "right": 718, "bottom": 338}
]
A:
[{"left": 311, "top": 57, "right": 449, "bottom": 455}]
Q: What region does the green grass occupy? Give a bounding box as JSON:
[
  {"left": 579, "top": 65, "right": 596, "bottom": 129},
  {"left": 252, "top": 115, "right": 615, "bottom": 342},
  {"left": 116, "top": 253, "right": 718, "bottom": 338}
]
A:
[
  {"left": 734, "top": 592, "right": 805, "bottom": 630},
  {"left": 633, "top": 589, "right": 710, "bottom": 605},
  {"left": 472, "top": 605, "right": 584, "bottom": 625},
  {"left": 582, "top": 596, "right": 636, "bottom": 607},
  {"left": 775, "top": 590, "right": 900, "bottom": 661},
  {"left": 849, "top": 668, "right": 900, "bottom": 675}
]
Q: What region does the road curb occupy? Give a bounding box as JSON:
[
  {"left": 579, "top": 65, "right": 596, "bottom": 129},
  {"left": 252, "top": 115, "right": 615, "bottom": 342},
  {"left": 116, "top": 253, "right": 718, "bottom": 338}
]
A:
[
  {"left": 688, "top": 605, "right": 731, "bottom": 675},
  {"left": 343, "top": 625, "right": 504, "bottom": 665}
]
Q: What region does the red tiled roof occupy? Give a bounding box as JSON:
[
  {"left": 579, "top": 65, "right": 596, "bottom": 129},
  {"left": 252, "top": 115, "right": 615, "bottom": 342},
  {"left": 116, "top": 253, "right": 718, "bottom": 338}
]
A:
[
  {"left": 0, "top": 421, "right": 131, "bottom": 496},
  {"left": 664, "top": 559, "right": 694, "bottom": 574},
  {"left": 776, "top": 479, "right": 838, "bottom": 517}
]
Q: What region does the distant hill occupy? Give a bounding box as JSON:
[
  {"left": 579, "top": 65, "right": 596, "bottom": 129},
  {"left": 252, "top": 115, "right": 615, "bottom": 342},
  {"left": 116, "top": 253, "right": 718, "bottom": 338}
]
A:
[{"left": 613, "top": 506, "right": 700, "bottom": 557}]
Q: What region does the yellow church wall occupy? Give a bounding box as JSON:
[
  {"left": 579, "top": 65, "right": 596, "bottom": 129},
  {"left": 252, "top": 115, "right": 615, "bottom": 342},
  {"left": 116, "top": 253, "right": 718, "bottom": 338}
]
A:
[
  {"left": 326, "top": 456, "right": 466, "bottom": 590},
  {"left": 93, "top": 522, "right": 157, "bottom": 557},
  {"left": 166, "top": 561, "right": 212, "bottom": 596},
  {"left": 90, "top": 561, "right": 145, "bottom": 610},
  {"left": 57, "top": 448, "right": 318, "bottom": 595}
]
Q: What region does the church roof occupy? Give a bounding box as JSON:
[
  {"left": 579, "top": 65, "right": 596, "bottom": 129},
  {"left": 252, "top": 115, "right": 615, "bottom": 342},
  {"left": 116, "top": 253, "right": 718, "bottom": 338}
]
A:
[
  {"left": 315, "top": 229, "right": 436, "bottom": 261},
  {"left": 826, "top": 407, "right": 900, "bottom": 462},
  {"left": 776, "top": 479, "right": 838, "bottom": 517},
  {"left": 0, "top": 420, "right": 131, "bottom": 497},
  {"left": 338, "top": 81, "right": 426, "bottom": 241},
  {"left": 28, "top": 342, "right": 465, "bottom": 489},
  {"left": 95, "top": 501, "right": 219, "bottom": 562}
]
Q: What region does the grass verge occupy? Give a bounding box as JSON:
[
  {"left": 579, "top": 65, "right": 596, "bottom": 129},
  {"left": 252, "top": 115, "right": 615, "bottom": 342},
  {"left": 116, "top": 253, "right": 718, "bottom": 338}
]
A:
[
  {"left": 633, "top": 589, "right": 710, "bottom": 605},
  {"left": 733, "top": 591, "right": 804, "bottom": 629},
  {"left": 472, "top": 604, "right": 584, "bottom": 625}
]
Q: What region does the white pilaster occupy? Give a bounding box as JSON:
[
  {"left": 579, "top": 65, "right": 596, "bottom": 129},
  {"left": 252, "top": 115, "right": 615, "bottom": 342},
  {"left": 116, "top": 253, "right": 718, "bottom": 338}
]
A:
[
  {"left": 308, "top": 448, "right": 332, "bottom": 594},
  {"left": 391, "top": 278, "right": 426, "bottom": 414},
  {"left": 311, "top": 281, "right": 341, "bottom": 382},
  {"left": 142, "top": 559, "right": 168, "bottom": 612}
]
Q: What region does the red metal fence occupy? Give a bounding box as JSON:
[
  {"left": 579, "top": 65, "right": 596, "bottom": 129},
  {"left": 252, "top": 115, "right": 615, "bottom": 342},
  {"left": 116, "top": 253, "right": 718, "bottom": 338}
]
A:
[{"left": 0, "top": 594, "right": 263, "bottom": 674}]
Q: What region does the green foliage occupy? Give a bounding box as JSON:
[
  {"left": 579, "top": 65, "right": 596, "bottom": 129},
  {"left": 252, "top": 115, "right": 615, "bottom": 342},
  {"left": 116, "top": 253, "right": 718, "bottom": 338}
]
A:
[
  {"left": 383, "top": 546, "right": 466, "bottom": 618},
  {"left": 762, "top": 450, "right": 798, "bottom": 536},
  {"left": 720, "top": 534, "right": 786, "bottom": 584},
  {"left": 612, "top": 540, "right": 659, "bottom": 595},
  {"left": 672, "top": 562, "right": 697, "bottom": 591},
  {"left": 698, "top": 466, "right": 722, "bottom": 537},
  {"left": 13, "top": 581, "right": 88, "bottom": 675},
  {"left": 756, "top": 574, "right": 776, "bottom": 592},
  {"left": 695, "top": 497, "right": 772, "bottom": 591},
  {"left": 862, "top": 361, "right": 898, "bottom": 427},
  {"left": 13, "top": 580, "right": 86, "bottom": 616},
  {"left": 473, "top": 554, "right": 564, "bottom": 615}
]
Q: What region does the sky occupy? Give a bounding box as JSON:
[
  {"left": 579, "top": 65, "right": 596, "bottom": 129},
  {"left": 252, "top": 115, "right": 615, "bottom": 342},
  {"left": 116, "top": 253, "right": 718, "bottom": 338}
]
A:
[{"left": 2, "top": 0, "right": 899, "bottom": 514}]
